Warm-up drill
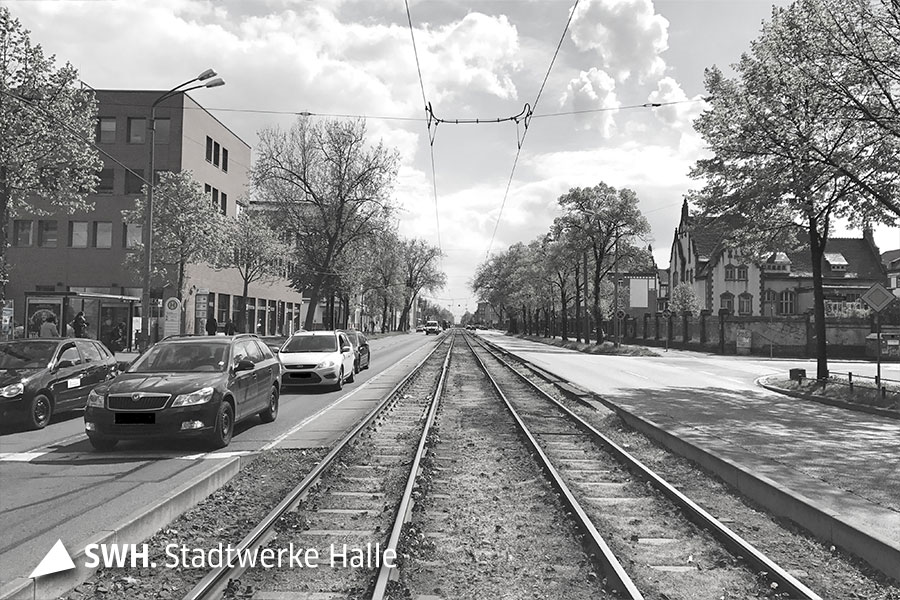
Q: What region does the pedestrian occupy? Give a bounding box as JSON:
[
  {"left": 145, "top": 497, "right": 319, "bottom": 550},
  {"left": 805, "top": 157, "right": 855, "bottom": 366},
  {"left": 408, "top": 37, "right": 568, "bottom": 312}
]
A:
[
  {"left": 224, "top": 319, "right": 235, "bottom": 335},
  {"left": 71, "top": 311, "right": 89, "bottom": 338},
  {"left": 39, "top": 314, "right": 60, "bottom": 338},
  {"left": 111, "top": 322, "right": 127, "bottom": 352},
  {"left": 205, "top": 311, "right": 218, "bottom": 336}
]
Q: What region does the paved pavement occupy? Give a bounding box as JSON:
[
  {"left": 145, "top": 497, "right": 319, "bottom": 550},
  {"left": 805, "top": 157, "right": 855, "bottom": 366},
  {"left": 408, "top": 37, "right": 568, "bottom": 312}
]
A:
[{"left": 480, "top": 331, "right": 900, "bottom": 581}]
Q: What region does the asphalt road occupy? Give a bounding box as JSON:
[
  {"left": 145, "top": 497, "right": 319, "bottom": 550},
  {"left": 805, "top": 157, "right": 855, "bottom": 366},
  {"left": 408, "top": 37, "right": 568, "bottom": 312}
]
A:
[{"left": 0, "top": 332, "right": 437, "bottom": 592}]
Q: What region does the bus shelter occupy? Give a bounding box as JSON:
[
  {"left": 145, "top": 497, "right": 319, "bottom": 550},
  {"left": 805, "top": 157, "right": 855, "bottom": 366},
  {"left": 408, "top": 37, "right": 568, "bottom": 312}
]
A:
[{"left": 24, "top": 291, "right": 140, "bottom": 352}]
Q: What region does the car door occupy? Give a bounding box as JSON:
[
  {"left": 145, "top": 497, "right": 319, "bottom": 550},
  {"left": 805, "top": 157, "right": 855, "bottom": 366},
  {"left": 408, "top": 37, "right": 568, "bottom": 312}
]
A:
[
  {"left": 49, "top": 342, "right": 88, "bottom": 411},
  {"left": 358, "top": 334, "right": 370, "bottom": 368},
  {"left": 73, "top": 340, "right": 105, "bottom": 406},
  {"left": 252, "top": 340, "right": 278, "bottom": 408},
  {"left": 338, "top": 333, "right": 354, "bottom": 379},
  {"left": 230, "top": 340, "right": 258, "bottom": 421}
]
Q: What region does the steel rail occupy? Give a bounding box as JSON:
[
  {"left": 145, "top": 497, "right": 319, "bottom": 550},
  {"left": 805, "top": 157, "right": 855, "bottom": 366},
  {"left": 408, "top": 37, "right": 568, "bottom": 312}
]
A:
[
  {"left": 471, "top": 333, "right": 825, "bottom": 600},
  {"left": 461, "top": 333, "right": 645, "bottom": 600},
  {"left": 182, "top": 334, "right": 453, "bottom": 600},
  {"left": 370, "top": 333, "right": 455, "bottom": 599}
]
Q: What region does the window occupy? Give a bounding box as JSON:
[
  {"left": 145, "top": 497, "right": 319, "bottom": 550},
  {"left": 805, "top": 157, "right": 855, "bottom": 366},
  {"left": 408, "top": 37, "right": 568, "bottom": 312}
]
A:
[
  {"left": 57, "top": 344, "right": 82, "bottom": 366},
  {"left": 69, "top": 221, "right": 89, "bottom": 248},
  {"left": 98, "top": 168, "right": 114, "bottom": 194},
  {"left": 724, "top": 265, "right": 735, "bottom": 280},
  {"left": 154, "top": 118, "right": 170, "bottom": 144},
  {"left": 217, "top": 294, "right": 230, "bottom": 325},
  {"left": 222, "top": 148, "right": 228, "bottom": 172},
  {"left": 206, "top": 136, "right": 213, "bottom": 162},
  {"left": 220, "top": 192, "right": 227, "bottom": 216},
  {"left": 93, "top": 222, "right": 112, "bottom": 248},
  {"left": 97, "top": 117, "right": 116, "bottom": 143},
  {"left": 212, "top": 188, "right": 219, "bottom": 210},
  {"left": 738, "top": 293, "right": 753, "bottom": 316},
  {"left": 13, "top": 220, "right": 33, "bottom": 246},
  {"left": 38, "top": 220, "right": 58, "bottom": 247},
  {"left": 213, "top": 141, "right": 220, "bottom": 167},
  {"left": 204, "top": 183, "right": 211, "bottom": 195},
  {"left": 737, "top": 266, "right": 748, "bottom": 281},
  {"left": 720, "top": 292, "right": 734, "bottom": 313},
  {"left": 779, "top": 290, "right": 795, "bottom": 315},
  {"left": 125, "top": 169, "right": 144, "bottom": 195},
  {"left": 124, "top": 223, "right": 143, "bottom": 248},
  {"left": 76, "top": 340, "right": 103, "bottom": 363},
  {"left": 128, "top": 118, "right": 146, "bottom": 143}
]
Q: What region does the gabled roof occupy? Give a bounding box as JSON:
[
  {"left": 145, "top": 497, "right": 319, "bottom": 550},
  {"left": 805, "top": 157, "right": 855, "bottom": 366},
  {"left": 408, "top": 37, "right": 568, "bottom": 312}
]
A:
[
  {"left": 883, "top": 249, "right": 900, "bottom": 271},
  {"left": 773, "top": 238, "right": 884, "bottom": 279}
]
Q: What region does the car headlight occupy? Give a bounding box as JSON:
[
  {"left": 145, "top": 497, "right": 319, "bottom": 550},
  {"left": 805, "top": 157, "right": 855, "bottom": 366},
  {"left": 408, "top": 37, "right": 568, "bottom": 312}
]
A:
[
  {"left": 316, "top": 359, "right": 337, "bottom": 369},
  {"left": 172, "top": 387, "right": 215, "bottom": 407},
  {"left": 86, "top": 389, "right": 106, "bottom": 408},
  {"left": 0, "top": 382, "right": 24, "bottom": 398}
]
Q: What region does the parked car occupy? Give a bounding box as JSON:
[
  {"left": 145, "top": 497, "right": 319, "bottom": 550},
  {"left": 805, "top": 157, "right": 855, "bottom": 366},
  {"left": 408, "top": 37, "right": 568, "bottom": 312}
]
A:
[
  {"left": 424, "top": 320, "right": 441, "bottom": 335},
  {"left": 279, "top": 331, "right": 355, "bottom": 390},
  {"left": 84, "top": 334, "right": 281, "bottom": 451},
  {"left": 0, "top": 338, "right": 119, "bottom": 430},
  {"left": 415, "top": 324, "right": 424, "bottom": 332},
  {"left": 340, "top": 330, "right": 370, "bottom": 373}
]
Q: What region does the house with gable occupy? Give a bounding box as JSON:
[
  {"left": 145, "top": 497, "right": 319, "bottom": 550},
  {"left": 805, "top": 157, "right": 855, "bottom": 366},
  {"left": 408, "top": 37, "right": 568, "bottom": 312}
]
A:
[{"left": 667, "top": 200, "right": 887, "bottom": 317}]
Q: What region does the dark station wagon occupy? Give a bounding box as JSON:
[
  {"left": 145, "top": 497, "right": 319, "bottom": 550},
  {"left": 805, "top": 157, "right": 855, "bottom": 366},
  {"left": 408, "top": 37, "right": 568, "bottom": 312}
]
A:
[{"left": 0, "top": 338, "right": 119, "bottom": 429}]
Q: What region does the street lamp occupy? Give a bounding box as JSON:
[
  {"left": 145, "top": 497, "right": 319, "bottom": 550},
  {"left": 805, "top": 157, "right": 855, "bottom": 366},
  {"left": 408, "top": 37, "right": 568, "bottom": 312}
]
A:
[{"left": 140, "top": 70, "right": 224, "bottom": 348}]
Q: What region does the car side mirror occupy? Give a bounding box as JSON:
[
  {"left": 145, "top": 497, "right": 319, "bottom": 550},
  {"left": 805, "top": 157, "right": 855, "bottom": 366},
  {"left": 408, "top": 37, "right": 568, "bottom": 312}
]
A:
[
  {"left": 56, "top": 359, "right": 75, "bottom": 369},
  {"left": 341, "top": 345, "right": 351, "bottom": 353},
  {"left": 234, "top": 359, "right": 255, "bottom": 372}
]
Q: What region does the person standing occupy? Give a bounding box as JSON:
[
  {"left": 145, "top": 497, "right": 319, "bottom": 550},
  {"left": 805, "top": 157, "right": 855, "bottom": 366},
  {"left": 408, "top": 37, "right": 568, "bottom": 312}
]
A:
[
  {"left": 205, "top": 311, "right": 218, "bottom": 336},
  {"left": 224, "top": 319, "right": 235, "bottom": 335},
  {"left": 72, "top": 311, "right": 89, "bottom": 338},
  {"left": 40, "top": 315, "right": 60, "bottom": 338}
]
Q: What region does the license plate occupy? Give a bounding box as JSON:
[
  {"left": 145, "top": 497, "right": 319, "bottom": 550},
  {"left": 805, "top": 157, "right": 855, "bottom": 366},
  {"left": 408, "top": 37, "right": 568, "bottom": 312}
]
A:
[
  {"left": 115, "top": 412, "right": 155, "bottom": 424},
  {"left": 290, "top": 373, "right": 312, "bottom": 379}
]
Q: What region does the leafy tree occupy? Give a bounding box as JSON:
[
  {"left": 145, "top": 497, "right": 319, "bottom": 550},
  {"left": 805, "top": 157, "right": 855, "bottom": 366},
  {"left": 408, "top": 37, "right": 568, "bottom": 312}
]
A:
[
  {"left": 252, "top": 118, "right": 399, "bottom": 330},
  {"left": 0, "top": 6, "right": 101, "bottom": 302},
  {"left": 692, "top": 0, "right": 899, "bottom": 378},
  {"left": 669, "top": 282, "right": 700, "bottom": 316},
  {"left": 396, "top": 238, "right": 445, "bottom": 331},
  {"left": 125, "top": 171, "right": 227, "bottom": 305},
  {"left": 212, "top": 209, "right": 288, "bottom": 332}
]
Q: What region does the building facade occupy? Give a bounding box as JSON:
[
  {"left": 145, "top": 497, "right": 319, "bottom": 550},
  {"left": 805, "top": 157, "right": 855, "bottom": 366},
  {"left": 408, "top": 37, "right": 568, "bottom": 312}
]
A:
[{"left": 7, "top": 89, "right": 307, "bottom": 346}]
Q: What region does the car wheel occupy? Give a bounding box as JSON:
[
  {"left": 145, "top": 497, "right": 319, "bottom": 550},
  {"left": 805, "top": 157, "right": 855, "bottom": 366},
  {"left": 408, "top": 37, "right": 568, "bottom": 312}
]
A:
[
  {"left": 354, "top": 360, "right": 360, "bottom": 374},
  {"left": 28, "top": 394, "right": 53, "bottom": 430},
  {"left": 363, "top": 357, "right": 370, "bottom": 370},
  {"left": 334, "top": 369, "right": 344, "bottom": 391},
  {"left": 208, "top": 401, "right": 234, "bottom": 449},
  {"left": 259, "top": 385, "right": 279, "bottom": 423},
  {"left": 347, "top": 368, "right": 355, "bottom": 383},
  {"left": 88, "top": 434, "right": 118, "bottom": 452}
]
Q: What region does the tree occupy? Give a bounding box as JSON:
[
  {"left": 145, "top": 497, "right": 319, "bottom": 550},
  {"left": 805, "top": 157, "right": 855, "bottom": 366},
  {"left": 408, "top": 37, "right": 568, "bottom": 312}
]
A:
[
  {"left": 0, "top": 7, "right": 102, "bottom": 302},
  {"left": 692, "top": 0, "right": 898, "bottom": 379},
  {"left": 125, "top": 171, "right": 227, "bottom": 304},
  {"left": 397, "top": 239, "right": 445, "bottom": 331},
  {"left": 252, "top": 118, "right": 399, "bottom": 330},
  {"left": 669, "top": 282, "right": 700, "bottom": 316},
  {"left": 212, "top": 210, "right": 288, "bottom": 332}
]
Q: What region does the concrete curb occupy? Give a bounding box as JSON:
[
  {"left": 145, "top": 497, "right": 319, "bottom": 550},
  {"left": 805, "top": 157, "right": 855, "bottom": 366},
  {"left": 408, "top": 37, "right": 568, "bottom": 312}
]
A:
[
  {"left": 756, "top": 376, "right": 900, "bottom": 421},
  {"left": 0, "top": 455, "right": 247, "bottom": 600},
  {"left": 482, "top": 335, "right": 900, "bottom": 583}
]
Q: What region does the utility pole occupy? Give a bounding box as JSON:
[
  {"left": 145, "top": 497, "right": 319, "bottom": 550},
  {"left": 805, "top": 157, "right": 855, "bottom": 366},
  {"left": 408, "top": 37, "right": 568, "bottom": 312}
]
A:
[{"left": 614, "top": 224, "right": 620, "bottom": 348}]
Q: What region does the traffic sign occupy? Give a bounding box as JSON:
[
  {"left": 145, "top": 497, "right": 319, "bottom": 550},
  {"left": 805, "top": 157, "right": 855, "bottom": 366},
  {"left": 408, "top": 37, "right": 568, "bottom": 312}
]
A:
[
  {"left": 861, "top": 283, "right": 896, "bottom": 313},
  {"left": 616, "top": 309, "right": 626, "bottom": 320}
]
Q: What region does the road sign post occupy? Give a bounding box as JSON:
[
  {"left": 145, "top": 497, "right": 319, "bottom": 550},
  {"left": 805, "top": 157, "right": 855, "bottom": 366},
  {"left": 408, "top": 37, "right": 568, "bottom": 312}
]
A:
[
  {"left": 662, "top": 308, "right": 672, "bottom": 352},
  {"left": 861, "top": 283, "right": 897, "bottom": 392}
]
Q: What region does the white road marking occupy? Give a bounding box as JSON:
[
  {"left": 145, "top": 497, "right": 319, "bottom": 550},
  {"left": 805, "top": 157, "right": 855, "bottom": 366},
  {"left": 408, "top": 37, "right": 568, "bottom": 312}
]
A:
[
  {"left": 0, "top": 452, "right": 51, "bottom": 462},
  {"left": 622, "top": 370, "right": 650, "bottom": 380}
]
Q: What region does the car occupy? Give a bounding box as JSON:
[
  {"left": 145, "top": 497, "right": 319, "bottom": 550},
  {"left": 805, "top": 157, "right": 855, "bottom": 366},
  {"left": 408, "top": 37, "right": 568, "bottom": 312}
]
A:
[
  {"left": 83, "top": 334, "right": 281, "bottom": 451},
  {"left": 278, "top": 330, "right": 356, "bottom": 390},
  {"left": 340, "top": 330, "right": 370, "bottom": 373},
  {"left": 415, "top": 325, "right": 424, "bottom": 332},
  {"left": 0, "top": 338, "right": 119, "bottom": 430},
  {"left": 424, "top": 320, "right": 441, "bottom": 335}
]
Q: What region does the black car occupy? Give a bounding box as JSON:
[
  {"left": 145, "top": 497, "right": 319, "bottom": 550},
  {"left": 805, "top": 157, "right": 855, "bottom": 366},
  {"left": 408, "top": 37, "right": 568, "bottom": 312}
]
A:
[
  {"left": 0, "top": 338, "right": 119, "bottom": 429},
  {"left": 340, "top": 330, "right": 370, "bottom": 373},
  {"left": 84, "top": 334, "right": 281, "bottom": 451}
]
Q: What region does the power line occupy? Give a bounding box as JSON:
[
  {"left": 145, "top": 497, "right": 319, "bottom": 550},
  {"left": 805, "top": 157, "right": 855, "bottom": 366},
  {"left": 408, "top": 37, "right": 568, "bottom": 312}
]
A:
[{"left": 484, "top": 0, "right": 581, "bottom": 259}]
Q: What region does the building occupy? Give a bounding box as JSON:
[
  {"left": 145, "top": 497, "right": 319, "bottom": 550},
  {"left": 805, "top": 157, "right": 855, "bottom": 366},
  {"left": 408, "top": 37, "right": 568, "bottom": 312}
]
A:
[
  {"left": 668, "top": 200, "right": 886, "bottom": 317},
  {"left": 7, "top": 89, "right": 306, "bottom": 346},
  {"left": 884, "top": 249, "right": 900, "bottom": 298}
]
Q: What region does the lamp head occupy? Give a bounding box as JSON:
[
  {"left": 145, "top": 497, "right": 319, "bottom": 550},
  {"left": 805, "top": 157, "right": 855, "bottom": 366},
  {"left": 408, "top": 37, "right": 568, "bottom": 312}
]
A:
[
  {"left": 204, "top": 78, "right": 225, "bottom": 88},
  {"left": 197, "top": 68, "right": 217, "bottom": 81}
]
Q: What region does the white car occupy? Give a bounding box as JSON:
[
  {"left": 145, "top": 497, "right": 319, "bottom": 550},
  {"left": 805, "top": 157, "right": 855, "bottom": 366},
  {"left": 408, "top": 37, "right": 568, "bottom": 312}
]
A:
[
  {"left": 278, "top": 331, "right": 356, "bottom": 390},
  {"left": 424, "top": 320, "right": 441, "bottom": 335}
]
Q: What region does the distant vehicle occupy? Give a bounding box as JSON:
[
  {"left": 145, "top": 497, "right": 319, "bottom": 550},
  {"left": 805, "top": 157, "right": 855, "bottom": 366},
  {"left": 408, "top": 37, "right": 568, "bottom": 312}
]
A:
[
  {"left": 0, "top": 338, "right": 119, "bottom": 430},
  {"left": 340, "top": 330, "right": 370, "bottom": 373},
  {"left": 465, "top": 324, "right": 477, "bottom": 331},
  {"left": 279, "top": 331, "right": 355, "bottom": 390},
  {"left": 84, "top": 334, "right": 281, "bottom": 451},
  {"left": 424, "top": 321, "right": 441, "bottom": 335},
  {"left": 415, "top": 324, "right": 424, "bottom": 332}
]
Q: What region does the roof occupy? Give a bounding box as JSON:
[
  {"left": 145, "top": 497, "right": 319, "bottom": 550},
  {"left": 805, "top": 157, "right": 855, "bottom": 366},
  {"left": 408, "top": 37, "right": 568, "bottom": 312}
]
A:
[
  {"left": 883, "top": 249, "right": 900, "bottom": 270},
  {"left": 776, "top": 238, "right": 885, "bottom": 279},
  {"left": 823, "top": 252, "right": 848, "bottom": 266},
  {"left": 687, "top": 215, "right": 740, "bottom": 260}
]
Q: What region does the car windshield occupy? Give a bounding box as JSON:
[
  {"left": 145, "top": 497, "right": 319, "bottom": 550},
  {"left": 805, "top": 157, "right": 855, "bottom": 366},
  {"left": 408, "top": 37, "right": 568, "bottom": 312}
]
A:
[
  {"left": 128, "top": 342, "right": 228, "bottom": 373},
  {"left": 0, "top": 341, "right": 57, "bottom": 370},
  {"left": 282, "top": 335, "right": 337, "bottom": 353}
]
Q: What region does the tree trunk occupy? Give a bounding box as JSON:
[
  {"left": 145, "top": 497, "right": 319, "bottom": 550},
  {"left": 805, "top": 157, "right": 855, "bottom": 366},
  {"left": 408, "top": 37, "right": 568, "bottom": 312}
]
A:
[
  {"left": 583, "top": 251, "right": 591, "bottom": 343},
  {"left": 381, "top": 296, "right": 389, "bottom": 333},
  {"left": 574, "top": 263, "right": 582, "bottom": 343},
  {"left": 239, "top": 278, "right": 250, "bottom": 333},
  {"left": 0, "top": 166, "right": 9, "bottom": 307},
  {"left": 303, "top": 272, "right": 325, "bottom": 330},
  {"left": 809, "top": 214, "right": 829, "bottom": 379}
]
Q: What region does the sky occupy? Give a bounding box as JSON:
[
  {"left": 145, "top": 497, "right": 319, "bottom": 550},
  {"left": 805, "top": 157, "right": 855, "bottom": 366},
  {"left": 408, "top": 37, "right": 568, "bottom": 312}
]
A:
[{"left": 4, "top": 0, "right": 898, "bottom": 319}]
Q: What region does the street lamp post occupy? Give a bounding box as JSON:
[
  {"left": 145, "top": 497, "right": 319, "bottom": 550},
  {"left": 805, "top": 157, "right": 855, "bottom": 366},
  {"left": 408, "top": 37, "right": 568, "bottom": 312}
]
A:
[{"left": 140, "top": 69, "right": 224, "bottom": 349}]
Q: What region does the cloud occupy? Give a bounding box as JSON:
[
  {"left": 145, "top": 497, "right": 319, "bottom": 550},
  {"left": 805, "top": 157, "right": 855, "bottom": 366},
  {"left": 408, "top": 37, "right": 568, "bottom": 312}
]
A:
[
  {"left": 559, "top": 67, "right": 620, "bottom": 136},
  {"left": 647, "top": 76, "right": 707, "bottom": 129},
  {"left": 569, "top": 0, "right": 669, "bottom": 83}
]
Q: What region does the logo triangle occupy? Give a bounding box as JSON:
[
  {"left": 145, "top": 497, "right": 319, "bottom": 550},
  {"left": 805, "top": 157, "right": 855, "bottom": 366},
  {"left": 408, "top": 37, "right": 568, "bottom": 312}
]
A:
[{"left": 29, "top": 539, "right": 76, "bottom": 579}]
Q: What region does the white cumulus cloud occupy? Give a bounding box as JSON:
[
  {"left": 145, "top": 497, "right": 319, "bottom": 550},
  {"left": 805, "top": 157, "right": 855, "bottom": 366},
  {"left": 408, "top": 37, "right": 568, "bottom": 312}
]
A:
[{"left": 559, "top": 67, "right": 620, "bottom": 136}]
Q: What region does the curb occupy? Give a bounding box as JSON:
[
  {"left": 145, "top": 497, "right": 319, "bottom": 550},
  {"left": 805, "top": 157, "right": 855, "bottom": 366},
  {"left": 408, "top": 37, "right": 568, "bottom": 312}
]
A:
[
  {"left": 756, "top": 376, "right": 900, "bottom": 421},
  {"left": 481, "top": 335, "right": 900, "bottom": 583},
  {"left": 0, "top": 455, "right": 248, "bottom": 600}
]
